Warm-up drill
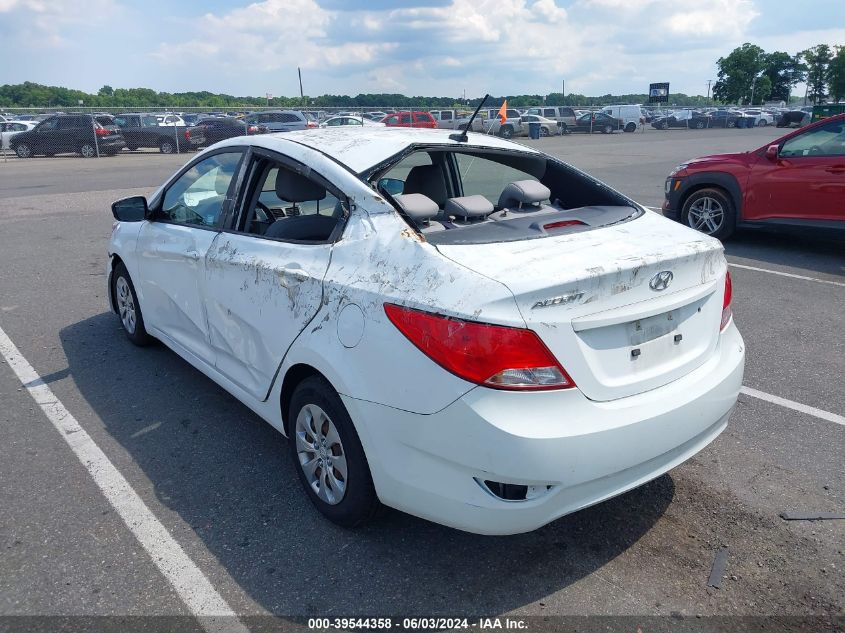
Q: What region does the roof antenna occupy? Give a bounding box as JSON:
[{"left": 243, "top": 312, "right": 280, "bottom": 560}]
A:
[{"left": 449, "top": 93, "right": 489, "bottom": 142}]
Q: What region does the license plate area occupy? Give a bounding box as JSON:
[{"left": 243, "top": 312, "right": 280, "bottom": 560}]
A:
[{"left": 628, "top": 308, "right": 679, "bottom": 346}]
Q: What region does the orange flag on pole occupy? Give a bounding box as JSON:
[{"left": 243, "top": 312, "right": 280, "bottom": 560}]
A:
[{"left": 498, "top": 100, "right": 508, "bottom": 124}]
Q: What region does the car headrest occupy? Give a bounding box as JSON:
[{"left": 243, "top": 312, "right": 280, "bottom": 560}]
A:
[
  {"left": 444, "top": 195, "right": 494, "bottom": 219},
  {"left": 404, "top": 164, "right": 448, "bottom": 206},
  {"left": 393, "top": 193, "right": 439, "bottom": 223},
  {"left": 276, "top": 168, "right": 326, "bottom": 203},
  {"left": 498, "top": 179, "right": 551, "bottom": 208}
]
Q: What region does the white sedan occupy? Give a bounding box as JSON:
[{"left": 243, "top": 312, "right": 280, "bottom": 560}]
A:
[
  {"left": 107, "top": 127, "right": 744, "bottom": 534},
  {"left": 320, "top": 115, "right": 384, "bottom": 128},
  {"left": 1, "top": 120, "right": 37, "bottom": 149}
]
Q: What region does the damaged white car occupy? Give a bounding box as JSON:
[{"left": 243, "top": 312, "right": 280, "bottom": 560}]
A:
[{"left": 108, "top": 127, "right": 745, "bottom": 535}]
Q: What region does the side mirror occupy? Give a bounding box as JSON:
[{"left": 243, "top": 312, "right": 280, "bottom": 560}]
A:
[
  {"left": 378, "top": 177, "right": 405, "bottom": 196},
  {"left": 112, "top": 196, "right": 149, "bottom": 222},
  {"left": 765, "top": 144, "right": 779, "bottom": 161}
]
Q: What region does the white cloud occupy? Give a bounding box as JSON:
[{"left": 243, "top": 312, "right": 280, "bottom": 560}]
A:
[{"left": 0, "top": 0, "right": 118, "bottom": 47}]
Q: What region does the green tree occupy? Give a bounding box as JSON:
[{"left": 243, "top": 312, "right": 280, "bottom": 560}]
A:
[
  {"left": 803, "top": 44, "right": 832, "bottom": 103},
  {"left": 713, "top": 43, "right": 767, "bottom": 104},
  {"left": 98, "top": 85, "right": 114, "bottom": 97},
  {"left": 828, "top": 46, "right": 845, "bottom": 103},
  {"left": 762, "top": 51, "right": 805, "bottom": 102}
]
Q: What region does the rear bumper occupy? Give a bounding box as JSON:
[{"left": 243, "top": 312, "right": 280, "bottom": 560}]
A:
[{"left": 344, "top": 323, "right": 745, "bottom": 535}]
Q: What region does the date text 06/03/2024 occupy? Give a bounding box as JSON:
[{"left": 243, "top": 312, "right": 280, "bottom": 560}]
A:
[{"left": 306, "top": 617, "right": 529, "bottom": 630}]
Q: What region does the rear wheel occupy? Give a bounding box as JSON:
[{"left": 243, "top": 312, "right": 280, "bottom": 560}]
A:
[
  {"left": 757, "top": 119, "right": 767, "bottom": 127},
  {"left": 79, "top": 142, "right": 96, "bottom": 158},
  {"left": 498, "top": 125, "right": 514, "bottom": 139},
  {"left": 727, "top": 120, "right": 736, "bottom": 128},
  {"left": 540, "top": 126, "right": 550, "bottom": 137},
  {"left": 14, "top": 143, "right": 32, "bottom": 158},
  {"left": 624, "top": 122, "right": 636, "bottom": 132},
  {"left": 159, "top": 139, "right": 175, "bottom": 154},
  {"left": 681, "top": 188, "right": 736, "bottom": 240},
  {"left": 693, "top": 120, "right": 705, "bottom": 129},
  {"left": 288, "top": 376, "right": 380, "bottom": 528},
  {"left": 112, "top": 263, "right": 153, "bottom": 346},
  {"left": 602, "top": 124, "right": 613, "bottom": 134}
]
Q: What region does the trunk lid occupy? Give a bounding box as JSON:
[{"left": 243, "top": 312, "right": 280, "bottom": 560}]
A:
[{"left": 435, "top": 212, "right": 727, "bottom": 402}]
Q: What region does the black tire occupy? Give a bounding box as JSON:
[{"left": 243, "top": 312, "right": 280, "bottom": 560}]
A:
[
  {"left": 111, "top": 262, "right": 153, "bottom": 346},
  {"left": 159, "top": 139, "right": 175, "bottom": 154},
  {"left": 693, "top": 120, "right": 705, "bottom": 129},
  {"left": 127, "top": 145, "right": 139, "bottom": 151},
  {"left": 602, "top": 124, "right": 613, "bottom": 134},
  {"left": 288, "top": 376, "right": 380, "bottom": 528},
  {"left": 14, "top": 143, "right": 32, "bottom": 158},
  {"left": 540, "top": 126, "right": 550, "bottom": 137},
  {"left": 624, "top": 122, "right": 636, "bottom": 132},
  {"left": 680, "top": 187, "right": 736, "bottom": 241},
  {"left": 727, "top": 120, "right": 736, "bottom": 128},
  {"left": 79, "top": 142, "right": 97, "bottom": 158},
  {"left": 498, "top": 125, "right": 514, "bottom": 139},
  {"left": 757, "top": 119, "right": 767, "bottom": 127}
]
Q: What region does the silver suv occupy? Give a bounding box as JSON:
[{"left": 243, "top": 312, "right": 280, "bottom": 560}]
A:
[
  {"left": 524, "top": 106, "right": 578, "bottom": 133},
  {"left": 243, "top": 110, "right": 313, "bottom": 132}
]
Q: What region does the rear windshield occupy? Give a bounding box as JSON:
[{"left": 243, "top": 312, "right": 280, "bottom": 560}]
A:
[{"left": 369, "top": 146, "right": 641, "bottom": 245}]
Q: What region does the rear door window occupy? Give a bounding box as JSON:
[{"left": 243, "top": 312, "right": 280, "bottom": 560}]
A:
[{"left": 400, "top": 113, "right": 412, "bottom": 125}]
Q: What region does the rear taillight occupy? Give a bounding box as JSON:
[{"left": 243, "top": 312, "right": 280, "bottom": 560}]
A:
[
  {"left": 185, "top": 130, "right": 191, "bottom": 139},
  {"left": 307, "top": 121, "right": 317, "bottom": 128},
  {"left": 384, "top": 304, "right": 575, "bottom": 391},
  {"left": 720, "top": 271, "right": 733, "bottom": 330},
  {"left": 95, "top": 126, "right": 109, "bottom": 136}
]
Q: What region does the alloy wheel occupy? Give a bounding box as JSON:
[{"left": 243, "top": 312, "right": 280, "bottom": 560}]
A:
[
  {"left": 80, "top": 143, "right": 96, "bottom": 158},
  {"left": 687, "top": 196, "right": 724, "bottom": 234},
  {"left": 115, "top": 276, "right": 136, "bottom": 334},
  {"left": 295, "top": 403, "right": 348, "bottom": 505}
]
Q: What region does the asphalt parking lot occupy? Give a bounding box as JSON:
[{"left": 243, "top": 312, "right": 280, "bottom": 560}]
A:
[{"left": 0, "top": 127, "right": 843, "bottom": 631}]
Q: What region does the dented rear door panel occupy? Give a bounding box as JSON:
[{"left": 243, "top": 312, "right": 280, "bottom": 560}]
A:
[{"left": 204, "top": 233, "right": 332, "bottom": 400}]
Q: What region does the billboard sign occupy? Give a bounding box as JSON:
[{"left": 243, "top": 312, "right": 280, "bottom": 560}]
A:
[{"left": 649, "top": 83, "right": 669, "bottom": 103}]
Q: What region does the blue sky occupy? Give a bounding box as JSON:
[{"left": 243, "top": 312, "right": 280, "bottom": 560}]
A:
[{"left": 1, "top": 0, "right": 843, "bottom": 99}]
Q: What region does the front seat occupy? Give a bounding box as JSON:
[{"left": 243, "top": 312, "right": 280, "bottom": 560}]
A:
[
  {"left": 264, "top": 169, "right": 337, "bottom": 241},
  {"left": 403, "top": 164, "right": 448, "bottom": 207}
]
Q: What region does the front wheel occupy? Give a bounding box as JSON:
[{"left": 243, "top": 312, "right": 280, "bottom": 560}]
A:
[
  {"left": 498, "top": 126, "right": 513, "bottom": 139},
  {"left": 727, "top": 120, "right": 736, "bottom": 128},
  {"left": 681, "top": 188, "right": 736, "bottom": 240},
  {"left": 112, "top": 263, "right": 153, "bottom": 346},
  {"left": 288, "top": 376, "right": 380, "bottom": 528},
  {"left": 624, "top": 122, "right": 636, "bottom": 132},
  {"left": 694, "top": 121, "right": 705, "bottom": 129},
  {"left": 540, "top": 126, "right": 550, "bottom": 137},
  {"left": 757, "top": 119, "right": 767, "bottom": 127},
  {"left": 14, "top": 143, "right": 32, "bottom": 158},
  {"left": 602, "top": 124, "right": 613, "bottom": 134}
]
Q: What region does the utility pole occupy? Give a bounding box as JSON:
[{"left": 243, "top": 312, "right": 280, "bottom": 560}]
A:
[
  {"left": 750, "top": 75, "right": 757, "bottom": 106},
  {"left": 297, "top": 67, "right": 304, "bottom": 103},
  {"left": 706, "top": 79, "right": 713, "bottom": 104},
  {"left": 562, "top": 79, "right": 565, "bottom": 103}
]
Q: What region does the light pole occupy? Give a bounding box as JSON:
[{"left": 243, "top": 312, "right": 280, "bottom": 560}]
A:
[{"left": 750, "top": 75, "right": 758, "bottom": 106}]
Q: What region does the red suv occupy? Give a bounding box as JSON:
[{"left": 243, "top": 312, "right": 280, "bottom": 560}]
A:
[
  {"left": 663, "top": 113, "right": 845, "bottom": 240},
  {"left": 381, "top": 111, "right": 437, "bottom": 129}
]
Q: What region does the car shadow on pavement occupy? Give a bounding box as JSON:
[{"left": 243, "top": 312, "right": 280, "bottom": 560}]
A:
[
  {"left": 60, "top": 312, "right": 674, "bottom": 616},
  {"left": 725, "top": 231, "right": 845, "bottom": 279}
]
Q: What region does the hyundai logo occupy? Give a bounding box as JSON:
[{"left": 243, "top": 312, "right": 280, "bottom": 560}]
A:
[{"left": 649, "top": 271, "right": 673, "bottom": 291}]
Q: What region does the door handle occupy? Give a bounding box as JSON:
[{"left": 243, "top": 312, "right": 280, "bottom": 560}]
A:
[
  {"left": 186, "top": 250, "right": 200, "bottom": 260},
  {"left": 825, "top": 166, "right": 845, "bottom": 174}
]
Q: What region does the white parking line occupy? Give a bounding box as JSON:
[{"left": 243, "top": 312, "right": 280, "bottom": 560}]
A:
[
  {"left": 0, "top": 324, "right": 249, "bottom": 633},
  {"left": 728, "top": 263, "right": 845, "bottom": 288},
  {"left": 741, "top": 386, "right": 845, "bottom": 427}
]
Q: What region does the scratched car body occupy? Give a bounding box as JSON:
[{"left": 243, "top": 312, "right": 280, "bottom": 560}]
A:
[{"left": 107, "top": 127, "right": 745, "bottom": 535}]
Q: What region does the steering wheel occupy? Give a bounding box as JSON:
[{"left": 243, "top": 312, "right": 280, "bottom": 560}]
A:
[{"left": 254, "top": 201, "right": 276, "bottom": 223}]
